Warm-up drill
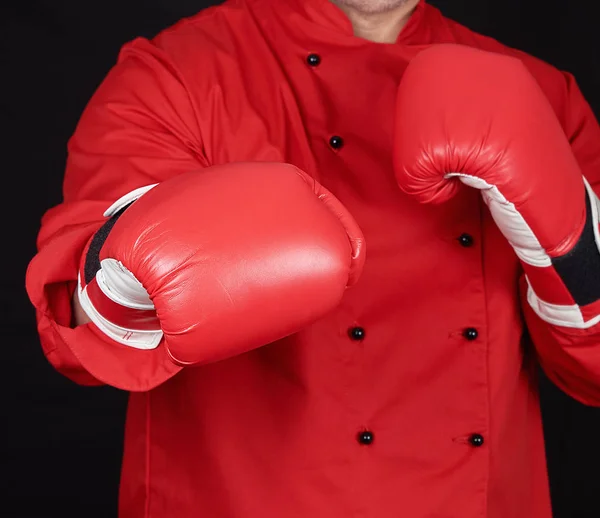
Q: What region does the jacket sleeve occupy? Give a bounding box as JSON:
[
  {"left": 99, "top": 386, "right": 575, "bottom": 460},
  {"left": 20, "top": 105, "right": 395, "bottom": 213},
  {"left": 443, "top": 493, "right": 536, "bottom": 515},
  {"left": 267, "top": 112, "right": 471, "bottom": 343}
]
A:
[
  {"left": 523, "top": 71, "right": 600, "bottom": 406},
  {"left": 25, "top": 35, "right": 210, "bottom": 392}
]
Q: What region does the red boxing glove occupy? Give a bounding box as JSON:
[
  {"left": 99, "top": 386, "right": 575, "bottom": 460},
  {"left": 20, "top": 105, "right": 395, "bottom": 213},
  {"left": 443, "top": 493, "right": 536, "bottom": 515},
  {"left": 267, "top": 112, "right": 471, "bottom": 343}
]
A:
[
  {"left": 78, "top": 162, "right": 365, "bottom": 365},
  {"left": 394, "top": 44, "right": 600, "bottom": 329}
]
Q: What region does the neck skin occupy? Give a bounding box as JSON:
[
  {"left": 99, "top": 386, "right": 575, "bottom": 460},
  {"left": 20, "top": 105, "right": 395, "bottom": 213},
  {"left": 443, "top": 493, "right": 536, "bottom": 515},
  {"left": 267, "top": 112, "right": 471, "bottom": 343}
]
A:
[{"left": 331, "top": 0, "right": 420, "bottom": 43}]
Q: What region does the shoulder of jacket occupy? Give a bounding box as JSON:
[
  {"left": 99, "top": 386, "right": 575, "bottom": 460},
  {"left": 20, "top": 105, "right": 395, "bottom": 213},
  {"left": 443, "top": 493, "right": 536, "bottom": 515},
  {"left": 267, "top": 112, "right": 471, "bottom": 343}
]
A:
[
  {"left": 150, "top": 0, "right": 254, "bottom": 60},
  {"left": 428, "top": 9, "right": 570, "bottom": 112}
]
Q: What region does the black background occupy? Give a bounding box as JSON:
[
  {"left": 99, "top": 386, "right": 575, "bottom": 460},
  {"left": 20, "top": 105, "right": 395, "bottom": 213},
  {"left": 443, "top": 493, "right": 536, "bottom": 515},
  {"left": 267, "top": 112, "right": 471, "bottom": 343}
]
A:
[{"left": 2, "top": 1, "right": 599, "bottom": 516}]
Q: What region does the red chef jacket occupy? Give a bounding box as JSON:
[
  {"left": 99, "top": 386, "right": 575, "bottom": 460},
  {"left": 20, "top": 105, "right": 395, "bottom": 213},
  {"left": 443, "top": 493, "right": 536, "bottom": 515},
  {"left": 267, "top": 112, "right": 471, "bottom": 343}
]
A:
[{"left": 25, "top": 0, "right": 600, "bottom": 516}]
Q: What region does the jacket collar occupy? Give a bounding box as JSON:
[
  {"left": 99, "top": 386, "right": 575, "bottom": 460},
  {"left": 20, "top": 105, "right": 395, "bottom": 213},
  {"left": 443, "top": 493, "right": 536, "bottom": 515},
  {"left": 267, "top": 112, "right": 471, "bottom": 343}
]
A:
[{"left": 247, "top": 0, "right": 433, "bottom": 45}]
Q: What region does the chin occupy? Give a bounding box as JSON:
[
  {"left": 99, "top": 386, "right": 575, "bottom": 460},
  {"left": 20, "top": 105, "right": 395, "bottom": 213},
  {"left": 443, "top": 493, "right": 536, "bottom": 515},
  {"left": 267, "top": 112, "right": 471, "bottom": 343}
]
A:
[{"left": 333, "top": 0, "right": 413, "bottom": 15}]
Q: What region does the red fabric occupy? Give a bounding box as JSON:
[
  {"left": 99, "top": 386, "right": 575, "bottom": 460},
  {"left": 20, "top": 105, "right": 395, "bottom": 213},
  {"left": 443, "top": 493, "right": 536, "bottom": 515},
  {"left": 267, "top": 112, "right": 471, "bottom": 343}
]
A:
[{"left": 24, "top": 0, "right": 600, "bottom": 516}]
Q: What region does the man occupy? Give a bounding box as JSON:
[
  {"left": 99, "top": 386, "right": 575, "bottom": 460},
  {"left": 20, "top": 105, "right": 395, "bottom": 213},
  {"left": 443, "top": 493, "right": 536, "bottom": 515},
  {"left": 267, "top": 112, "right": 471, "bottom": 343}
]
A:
[{"left": 25, "top": 0, "right": 600, "bottom": 516}]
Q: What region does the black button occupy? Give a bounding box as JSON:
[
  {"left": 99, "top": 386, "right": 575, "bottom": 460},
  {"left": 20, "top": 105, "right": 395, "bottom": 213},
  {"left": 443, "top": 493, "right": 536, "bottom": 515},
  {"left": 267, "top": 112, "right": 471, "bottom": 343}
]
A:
[
  {"left": 329, "top": 136, "right": 344, "bottom": 149},
  {"left": 462, "top": 328, "right": 479, "bottom": 341},
  {"left": 357, "top": 430, "right": 374, "bottom": 445},
  {"left": 469, "top": 433, "right": 484, "bottom": 447},
  {"left": 306, "top": 53, "right": 321, "bottom": 66},
  {"left": 348, "top": 326, "right": 365, "bottom": 341},
  {"left": 458, "top": 233, "right": 474, "bottom": 247}
]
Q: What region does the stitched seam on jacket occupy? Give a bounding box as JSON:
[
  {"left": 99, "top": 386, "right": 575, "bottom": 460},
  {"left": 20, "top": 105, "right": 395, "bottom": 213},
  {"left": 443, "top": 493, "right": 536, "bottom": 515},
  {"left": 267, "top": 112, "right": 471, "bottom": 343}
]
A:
[
  {"left": 478, "top": 195, "right": 492, "bottom": 518},
  {"left": 144, "top": 391, "right": 152, "bottom": 518}
]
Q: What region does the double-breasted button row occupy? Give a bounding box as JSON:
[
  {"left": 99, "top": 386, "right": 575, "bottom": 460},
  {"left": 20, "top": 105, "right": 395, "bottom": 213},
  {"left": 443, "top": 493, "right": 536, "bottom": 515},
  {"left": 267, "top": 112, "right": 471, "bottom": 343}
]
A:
[{"left": 306, "top": 50, "right": 484, "bottom": 454}]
